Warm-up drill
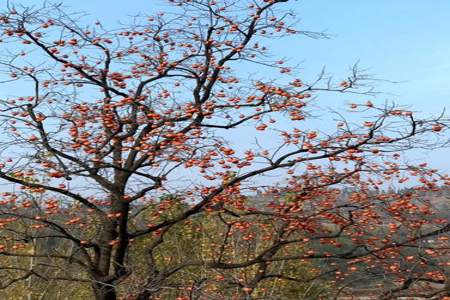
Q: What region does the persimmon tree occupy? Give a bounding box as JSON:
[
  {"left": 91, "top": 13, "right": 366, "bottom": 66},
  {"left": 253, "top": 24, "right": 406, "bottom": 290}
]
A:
[{"left": 0, "top": 1, "right": 449, "bottom": 299}]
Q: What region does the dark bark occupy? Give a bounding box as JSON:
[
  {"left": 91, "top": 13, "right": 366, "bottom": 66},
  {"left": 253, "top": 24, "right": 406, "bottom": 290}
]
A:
[
  {"left": 136, "top": 290, "right": 151, "bottom": 300},
  {"left": 93, "top": 282, "right": 117, "bottom": 300}
]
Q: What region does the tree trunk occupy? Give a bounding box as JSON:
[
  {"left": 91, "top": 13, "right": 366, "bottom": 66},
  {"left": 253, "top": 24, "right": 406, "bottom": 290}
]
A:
[{"left": 93, "top": 283, "right": 117, "bottom": 300}]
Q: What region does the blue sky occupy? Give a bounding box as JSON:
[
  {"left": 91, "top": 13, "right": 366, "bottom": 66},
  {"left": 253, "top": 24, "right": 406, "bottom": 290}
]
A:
[
  {"left": 297, "top": 0, "right": 450, "bottom": 113},
  {"left": 3, "top": 0, "right": 450, "bottom": 170},
  {"left": 37, "top": 0, "right": 450, "bottom": 114}
]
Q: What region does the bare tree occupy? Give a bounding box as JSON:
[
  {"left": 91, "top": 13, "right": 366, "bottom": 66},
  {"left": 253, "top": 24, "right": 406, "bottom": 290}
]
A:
[{"left": 0, "top": 1, "right": 448, "bottom": 299}]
